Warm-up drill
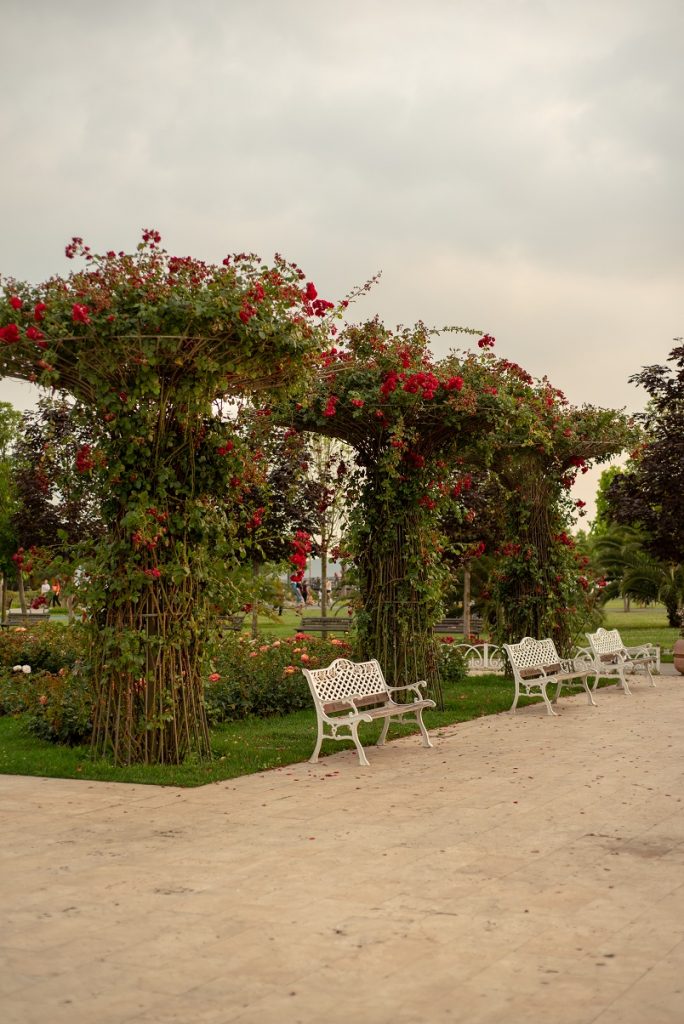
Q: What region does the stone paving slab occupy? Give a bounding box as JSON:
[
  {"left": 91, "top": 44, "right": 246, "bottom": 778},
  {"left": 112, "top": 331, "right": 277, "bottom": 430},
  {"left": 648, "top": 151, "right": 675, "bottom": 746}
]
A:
[{"left": 1, "top": 672, "right": 683, "bottom": 1023}]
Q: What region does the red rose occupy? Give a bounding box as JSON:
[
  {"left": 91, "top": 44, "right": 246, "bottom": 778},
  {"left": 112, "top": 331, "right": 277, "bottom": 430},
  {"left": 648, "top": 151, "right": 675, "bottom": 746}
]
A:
[
  {"left": 34, "top": 302, "right": 47, "bottom": 321},
  {"left": 9, "top": 296, "right": 22, "bottom": 310},
  {"left": 305, "top": 282, "right": 317, "bottom": 301},
  {"left": 0, "top": 323, "right": 20, "bottom": 344},
  {"left": 26, "top": 326, "right": 45, "bottom": 342},
  {"left": 71, "top": 303, "right": 90, "bottom": 325}
]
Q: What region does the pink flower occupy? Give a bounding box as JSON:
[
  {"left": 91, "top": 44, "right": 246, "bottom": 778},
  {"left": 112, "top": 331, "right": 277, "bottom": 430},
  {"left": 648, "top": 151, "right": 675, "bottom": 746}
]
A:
[
  {"left": 208, "top": 672, "right": 221, "bottom": 682},
  {"left": 71, "top": 304, "right": 90, "bottom": 325},
  {"left": 300, "top": 653, "right": 310, "bottom": 663},
  {"left": 283, "top": 665, "right": 296, "bottom": 675}
]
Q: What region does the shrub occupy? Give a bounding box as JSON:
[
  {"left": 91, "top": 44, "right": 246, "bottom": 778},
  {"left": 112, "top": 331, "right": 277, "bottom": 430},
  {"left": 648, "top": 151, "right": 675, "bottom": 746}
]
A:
[
  {"left": 437, "top": 638, "right": 468, "bottom": 686},
  {"left": 204, "top": 632, "right": 354, "bottom": 724},
  {"left": 23, "top": 668, "right": 93, "bottom": 745},
  {"left": 0, "top": 623, "right": 86, "bottom": 673}
]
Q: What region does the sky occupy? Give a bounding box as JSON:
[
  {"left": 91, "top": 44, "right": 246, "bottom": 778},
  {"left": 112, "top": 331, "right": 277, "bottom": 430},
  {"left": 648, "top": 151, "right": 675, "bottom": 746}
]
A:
[{"left": 1, "top": 0, "right": 682, "bottom": 520}]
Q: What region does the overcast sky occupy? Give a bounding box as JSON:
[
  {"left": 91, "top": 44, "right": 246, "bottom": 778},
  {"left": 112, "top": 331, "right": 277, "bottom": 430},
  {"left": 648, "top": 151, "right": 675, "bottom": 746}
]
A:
[{"left": 1, "top": 0, "right": 682, "bottom": 518}]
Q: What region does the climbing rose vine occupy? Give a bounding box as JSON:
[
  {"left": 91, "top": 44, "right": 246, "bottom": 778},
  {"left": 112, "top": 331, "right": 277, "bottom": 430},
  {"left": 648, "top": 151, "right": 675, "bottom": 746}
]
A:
[{"left": 0, "top": 230, "right": 335, "bottom": 765}]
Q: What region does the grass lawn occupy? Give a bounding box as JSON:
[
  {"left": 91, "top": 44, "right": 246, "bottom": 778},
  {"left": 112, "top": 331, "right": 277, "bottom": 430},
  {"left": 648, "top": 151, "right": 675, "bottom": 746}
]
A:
[
  {"left": 1, "top": 599, "right": 675, "bottom": 789},
  {"left": 0, "top": 673, "right": 559, "bottom": 787},
  {"left": 600, "top": 600, "right": 679, "bottom": 660}
]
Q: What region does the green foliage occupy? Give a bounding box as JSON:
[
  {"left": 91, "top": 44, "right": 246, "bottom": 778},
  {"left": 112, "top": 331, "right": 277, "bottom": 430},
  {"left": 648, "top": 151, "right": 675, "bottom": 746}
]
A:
[
  {"left": 205, "top": 632, "right": 354, "bottom": 723},
  {"left": 437, "top": 641, "right": 468, "bottom": 685}
]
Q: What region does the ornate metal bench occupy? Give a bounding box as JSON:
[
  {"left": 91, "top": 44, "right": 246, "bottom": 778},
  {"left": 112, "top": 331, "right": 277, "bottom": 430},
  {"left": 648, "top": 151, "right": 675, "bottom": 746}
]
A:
[
  {"left": 582, "top": 628, "right": 658, "bottom": 694},
  {"left": 301, "top": 657, "right": 436, "bottom": 766},
  {"left": 503, "top": 636, "right": 597, "bottom": 716}
]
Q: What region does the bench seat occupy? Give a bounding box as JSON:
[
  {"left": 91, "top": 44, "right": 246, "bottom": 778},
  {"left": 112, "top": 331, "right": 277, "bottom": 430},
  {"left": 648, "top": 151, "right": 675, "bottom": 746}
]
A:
[
  {"left": 298, "top": 616, "right": 353, "bottom": 633},
  {"left": 434, "top": 616, "right": 484, "bottom": 636}
]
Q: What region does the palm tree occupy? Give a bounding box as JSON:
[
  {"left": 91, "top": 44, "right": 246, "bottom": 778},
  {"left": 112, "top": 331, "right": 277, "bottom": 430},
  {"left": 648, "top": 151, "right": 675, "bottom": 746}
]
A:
[{"left": 592, "top": 526, "right": 683, "bottom": 627}]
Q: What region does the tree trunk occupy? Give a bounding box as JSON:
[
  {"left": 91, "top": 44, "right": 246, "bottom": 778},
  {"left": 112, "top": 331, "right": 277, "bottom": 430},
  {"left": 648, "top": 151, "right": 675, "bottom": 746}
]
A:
[
  {"left": 355, "top": 502, "right": 442, "bottom": 704},
  {"left": 320, "top": 525, "right": 328, "bottom": 619},
  {"left": 463, "top": 565, "right": 471, "bottom": 637},
  {"left": 89, "top": 521, "right": 212, "bottom": 766},
  {"left": 251, "top": 559, "right": 260, "bottom": 639},
  {"left": 17, "top": 570, "right": 27, "bottom": 615}
]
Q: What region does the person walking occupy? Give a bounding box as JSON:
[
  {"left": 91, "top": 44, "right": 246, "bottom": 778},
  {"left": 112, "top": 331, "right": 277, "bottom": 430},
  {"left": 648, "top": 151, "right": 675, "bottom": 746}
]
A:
[{"left": 50, "top": 579, "right": 61, "bottom": 608}]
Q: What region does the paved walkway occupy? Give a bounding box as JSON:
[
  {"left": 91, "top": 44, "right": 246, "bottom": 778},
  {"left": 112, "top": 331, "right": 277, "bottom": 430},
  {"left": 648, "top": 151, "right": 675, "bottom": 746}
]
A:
[{"left": 2, "top": 672, "right": 683, "bottom": 1024}]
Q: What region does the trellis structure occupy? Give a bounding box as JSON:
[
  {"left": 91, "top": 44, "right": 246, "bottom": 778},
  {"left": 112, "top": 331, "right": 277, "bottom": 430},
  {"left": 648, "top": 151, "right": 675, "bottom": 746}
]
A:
[{"left": 0, "top": 233, "right": 330, "bottom": 763}]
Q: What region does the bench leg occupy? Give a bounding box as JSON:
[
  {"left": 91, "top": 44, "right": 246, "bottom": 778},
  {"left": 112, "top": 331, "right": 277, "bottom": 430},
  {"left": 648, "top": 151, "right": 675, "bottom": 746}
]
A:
[
  {"left": 350, "top": 721, "right": 370, "bottom": 767},
  {"left": 415, "top": 708, "right": 433, "bottom": 748},
  {"left": 309, "top": 721, "right": 324, "bottom": 764},
  {"left": 509, "top": 680, "right": 521, "bottom": 714},
  {"left": 617, "top": 668, "right": 632, "bottom": 695},
  {"left": 377, "top": 717, "right": 390, "bottom": 746},
  {"left": 581, "top": 677, "right": 598, "bottom": 706},
  {"left": 540, "top": 683, "right": 558, "bottom": 716}
]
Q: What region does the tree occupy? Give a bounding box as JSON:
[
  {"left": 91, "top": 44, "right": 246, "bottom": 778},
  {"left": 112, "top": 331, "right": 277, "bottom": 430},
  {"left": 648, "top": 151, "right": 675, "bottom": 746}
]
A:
[
  {"left": 0, "top": 231, "right": 331, "bottom": 764},
  {"left": 607, "top": 341, "right": 684, "bottom": 625}
]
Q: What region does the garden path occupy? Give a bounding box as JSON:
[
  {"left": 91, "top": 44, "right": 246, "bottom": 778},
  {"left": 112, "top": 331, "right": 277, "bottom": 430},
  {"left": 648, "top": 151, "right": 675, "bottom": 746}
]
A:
[{"left": 2, "top": 670, "right": 684, "bottom": 1023}]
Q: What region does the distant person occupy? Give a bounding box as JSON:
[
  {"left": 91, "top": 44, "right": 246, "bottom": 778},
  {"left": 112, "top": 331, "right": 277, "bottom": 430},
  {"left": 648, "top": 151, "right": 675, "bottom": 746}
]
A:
[
  {"left": 50, "top": 579, "right": 61, "bottom": 607},
  {"left": 40, "top": 579, "right": 51, "bottom": 598}
]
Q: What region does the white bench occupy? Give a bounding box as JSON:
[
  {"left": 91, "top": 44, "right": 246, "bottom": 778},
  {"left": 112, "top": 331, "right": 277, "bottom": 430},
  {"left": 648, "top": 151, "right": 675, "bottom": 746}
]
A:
[
  {"left": 503, "top": 636, "right": 597, "bottom": 716},
  {"left": 582, "top": 628, "right": 658, "bottom": 695},
  {"left": 302, "top": 657, "right": 436, "bottom": 766}
]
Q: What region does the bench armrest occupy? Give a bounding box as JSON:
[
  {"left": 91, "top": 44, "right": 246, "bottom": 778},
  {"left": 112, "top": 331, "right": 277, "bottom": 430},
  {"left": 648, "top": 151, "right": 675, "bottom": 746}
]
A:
[
  {"left": 623, "top": 644, "right": 657, "bottom": 656},
  {"left": 559, "top": 658, "right": 590, "bottom": 675},
  {"left": 387, "top": 680, "right": 429, "bottom": 701}
]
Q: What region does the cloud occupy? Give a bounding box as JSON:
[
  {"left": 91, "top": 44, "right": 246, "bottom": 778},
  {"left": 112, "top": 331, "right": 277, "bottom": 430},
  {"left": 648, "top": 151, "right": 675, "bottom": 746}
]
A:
[{"left": 1, "top": 0, "right": 682, "bottom": 519}]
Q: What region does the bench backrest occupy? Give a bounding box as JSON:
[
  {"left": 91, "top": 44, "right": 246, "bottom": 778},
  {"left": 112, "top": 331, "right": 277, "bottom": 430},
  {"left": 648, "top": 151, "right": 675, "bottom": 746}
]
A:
[
  {"left": 586, "top": 628, "right": 623, "bottom": 660},
  {"left": 302, "top": 658, "right": 389, "bottom": 713},
  {"left": 503, "top": 636, "right": 562, "bottom": 678}
]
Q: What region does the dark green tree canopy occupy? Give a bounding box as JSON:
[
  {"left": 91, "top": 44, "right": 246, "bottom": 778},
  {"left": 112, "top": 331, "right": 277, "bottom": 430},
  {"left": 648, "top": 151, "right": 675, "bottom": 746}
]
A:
[{"left": 608, "top": 342, "right": 684, "bottom": 564}]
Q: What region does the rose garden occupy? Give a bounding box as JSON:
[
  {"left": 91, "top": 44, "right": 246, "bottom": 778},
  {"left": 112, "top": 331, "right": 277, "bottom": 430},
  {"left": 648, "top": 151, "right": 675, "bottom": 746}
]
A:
[{"left": 0, "top": 232, "right": 682, "bottom": 779}]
